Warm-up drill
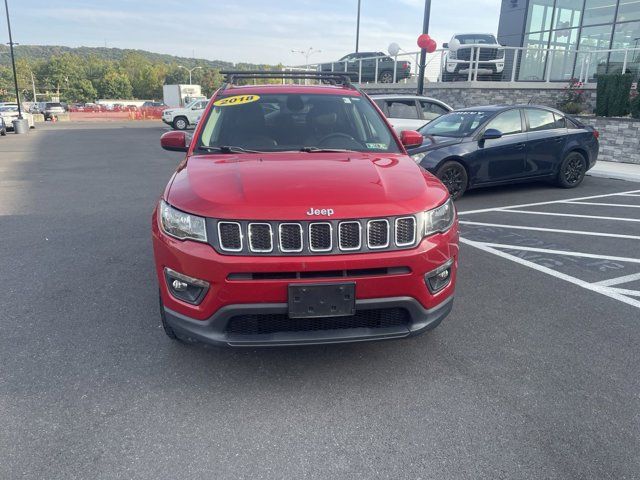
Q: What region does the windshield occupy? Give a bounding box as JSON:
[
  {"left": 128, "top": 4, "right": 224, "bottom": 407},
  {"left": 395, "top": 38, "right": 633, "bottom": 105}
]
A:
[
  {"left": 197, "top": 93, "right": 400, "bottom": 153},
  {"left": 46, "top": 103, "right": 63, "bottom": 108},
  {"left": 419, "top": 111, "right": 493, "bottom": 138},
  {"left": 455, "top": 34, "right": 498, "bottom": 45},
  {"left": 0, "top": 106, "right": 18, "bottom": 112}
]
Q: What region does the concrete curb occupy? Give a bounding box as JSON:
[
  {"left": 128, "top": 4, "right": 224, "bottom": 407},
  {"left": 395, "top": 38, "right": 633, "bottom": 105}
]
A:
[{"left": 587, "top": 162, "right": 640, "bottom": 183}]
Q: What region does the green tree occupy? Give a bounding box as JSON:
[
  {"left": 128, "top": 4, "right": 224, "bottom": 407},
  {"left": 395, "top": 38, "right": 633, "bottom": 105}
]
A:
[
  {"left": 65, "top": 79, "right": 97, "bottom": 103},
  {"left": 96, "top": 69, "right": 133, "bottom": 99}
]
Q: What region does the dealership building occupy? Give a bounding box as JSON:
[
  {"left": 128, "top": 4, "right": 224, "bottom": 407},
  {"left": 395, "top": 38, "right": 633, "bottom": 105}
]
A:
[{"left": 497, "top": 0, "right": 640, "bottom": 81}]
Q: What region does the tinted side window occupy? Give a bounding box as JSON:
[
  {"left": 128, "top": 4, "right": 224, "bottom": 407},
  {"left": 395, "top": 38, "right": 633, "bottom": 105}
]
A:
[
  {"left": 485, "top": 109, "right": 523, "bottom": 135},
  {"left": 526, "top": 109, "right": 556, "bottom": 132},
  {"left": 419, "top": 101, "right": 449, "bottom": 120},
  {"left": 385, "top": 100, "right": 419, "bottom": 119}
]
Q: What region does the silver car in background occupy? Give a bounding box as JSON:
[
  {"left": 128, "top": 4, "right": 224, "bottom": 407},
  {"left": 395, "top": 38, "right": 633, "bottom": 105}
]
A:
[{"left": 370, "top": 94, "right": 452, "bottom": 133}]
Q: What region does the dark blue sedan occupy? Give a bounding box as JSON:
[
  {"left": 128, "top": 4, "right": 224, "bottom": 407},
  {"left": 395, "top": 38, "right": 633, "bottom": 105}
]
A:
[{"left": 408, "top": 105, "right": 599, "bottom": 199}]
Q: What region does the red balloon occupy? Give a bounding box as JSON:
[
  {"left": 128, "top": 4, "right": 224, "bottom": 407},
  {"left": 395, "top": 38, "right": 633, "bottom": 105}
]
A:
[
  {"left": 417, "top": 34, "right": 431, "bottom": 50},
  {"left": 426, "top": 38, "right": 437, "bottom": 53}
]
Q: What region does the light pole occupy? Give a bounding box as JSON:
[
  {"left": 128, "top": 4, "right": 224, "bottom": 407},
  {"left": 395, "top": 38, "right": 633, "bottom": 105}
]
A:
[
  {"left": 291, "top": 48, "right": 322, "bottom": 85},
  {"left": 355, "top": 0, "right": 362, "bottom": 53},
  {"left": 178, "top": 65, "right": 202, "bottom": 84},
  {"left": 417, "top": 0, "right": 431, "bottom": 95},
  {"left": 291, "top": 48, "right": 322, "bottom": 70},
  {"left": 4, "top": 0, "right": 22, "bottom": 119}
]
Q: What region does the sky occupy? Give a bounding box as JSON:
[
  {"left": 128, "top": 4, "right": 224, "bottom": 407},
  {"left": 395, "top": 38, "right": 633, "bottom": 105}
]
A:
[{"left": 4, "top": 0, "right": 501, "bottom": 65}]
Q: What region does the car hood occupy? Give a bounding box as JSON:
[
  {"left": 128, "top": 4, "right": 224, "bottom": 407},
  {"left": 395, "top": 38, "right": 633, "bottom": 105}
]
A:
[
  {"left": 416, "top": 135, "right": 465, "bottom": 152},
  {"left": 167, "top": 152, "right": 449, "bottom": 220}
]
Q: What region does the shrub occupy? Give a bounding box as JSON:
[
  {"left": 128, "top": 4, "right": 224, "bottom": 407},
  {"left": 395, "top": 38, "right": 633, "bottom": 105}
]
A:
[
  {"left": 631, "top": 89, "right": 640, "bottom": 119},
  {"left": 557, "top": 78, "right": 586, "bottom": 114},
  {"left": 596, "top": 73, "right": 634, "bottom": 117}
]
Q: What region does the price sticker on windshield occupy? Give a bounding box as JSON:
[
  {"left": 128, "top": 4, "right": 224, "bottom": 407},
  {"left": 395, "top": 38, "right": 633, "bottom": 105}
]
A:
[{"left": 214, "top": 95, "right": 260, "bottom": 107}]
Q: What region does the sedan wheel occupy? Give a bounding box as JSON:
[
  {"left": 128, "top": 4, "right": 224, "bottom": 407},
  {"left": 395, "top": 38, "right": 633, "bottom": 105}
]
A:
[
  {"left": 557, "top": 152, "right": 586, "bottom": 188},
  {"left": 436, "top": 161, "right": 468, "bottom": 200}
]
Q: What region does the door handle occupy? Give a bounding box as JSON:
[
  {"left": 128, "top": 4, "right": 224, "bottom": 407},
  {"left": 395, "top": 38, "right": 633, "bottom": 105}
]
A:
[
  {"left": 515, "top": 143, "right": 525, "bottom": 150},
  {"left": 554, "top": 137, "right": 564, "bottom": 142}
]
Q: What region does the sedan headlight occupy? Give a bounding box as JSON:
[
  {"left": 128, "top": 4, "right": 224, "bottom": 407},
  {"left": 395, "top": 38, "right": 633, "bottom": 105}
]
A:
[
  {"left": 411, "top": 152, "right": 426, "bottom": 163},
  {"left": 423, "top": 198, "right": 455, "bottom": 237},
  {"left": 160, "top": 200, "right": 207, "bottom": 242}
]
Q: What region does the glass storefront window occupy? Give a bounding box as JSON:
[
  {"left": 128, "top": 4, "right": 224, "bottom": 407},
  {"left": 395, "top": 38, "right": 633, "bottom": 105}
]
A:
[
  {"left": 610, "top": 21, "right": 640, "bottom": 76},
  {"left": 519, "top": 31, "right": 551, "bottom": 80},
  {"left": 576, "top": 24, "right": 614, "bottom": 80},
  {"left": 554, "top": 0, "right": 583, "bottom": 29},
  {"left": 617, "top": 0, "right": 640, "bottom": 22},
  {"left": 582, "top": 0, "right": 617, "bottom": 26},
  {"left": 549, "top": 28, "right": 580, "bottom": 80},
  {"left": 526, "top": 0, "right": 555, "bottom": 32}
]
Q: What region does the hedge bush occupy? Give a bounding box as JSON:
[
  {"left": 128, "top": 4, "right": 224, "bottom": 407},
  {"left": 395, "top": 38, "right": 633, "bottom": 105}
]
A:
[{"left": 596, "top": 73, "right": 634, "bottom": 117}]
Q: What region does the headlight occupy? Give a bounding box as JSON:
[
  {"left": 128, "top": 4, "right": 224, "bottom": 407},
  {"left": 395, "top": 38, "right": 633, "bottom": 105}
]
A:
[
  {"left": 423, "top": 198, "right": 455, "bottom": 237},
  {"left": 411, "top": 152, "right": 426, "bottom": 163},
  {"left": 160, "top": 200, "right": 207, "bottom": 242},
  {"left": 449, "top": 50, "right": 457, "bottom": 60}
]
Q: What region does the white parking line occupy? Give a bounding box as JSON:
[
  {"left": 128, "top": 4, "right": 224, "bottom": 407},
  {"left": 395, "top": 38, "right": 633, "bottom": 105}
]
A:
[
  {"left": 607, "top": 287, "right": 640, "bottom": 297},
  {"left": 617, "top": 194, "right": 640, "bottom": 197},
  {"left": 594, "top": 272, "right": 640, "bottom": 287},
  {"left": 564, "top": 201, "right": 640, "bottom": 209},
  {"left": 476, "top": 242, "right": 640, "bottom": 264},
  {"left": 458, "top": 189, "right": 640, "bottom": 216},
  {"left": 459, "top": 221, "right": 640, "bottom": 240},
  {"left": 460, "top": 238, "right": 640, "bottom": 309},
  {"left": 497, "top": 209, "right": 640, "bottom": 223}
]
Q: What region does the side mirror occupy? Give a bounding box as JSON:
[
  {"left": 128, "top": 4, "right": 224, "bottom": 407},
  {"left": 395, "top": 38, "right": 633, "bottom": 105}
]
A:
[
  {"left": 482, "top": 128, "right": 503, "bottom": 140},
  {"left": 161, "top": 131, "right": 188, "bottom": 152},
  {"left": 443, "top": 42, "right": 449, "bottom": 49},
  {"left": 400, "top": 130, "right": 424, "bottom": 149}
]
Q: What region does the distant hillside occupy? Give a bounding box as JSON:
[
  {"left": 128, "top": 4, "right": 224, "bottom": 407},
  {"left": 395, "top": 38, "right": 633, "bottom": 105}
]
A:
[{"left": 0, "top": 44, "right": 258, "bottom": 69}]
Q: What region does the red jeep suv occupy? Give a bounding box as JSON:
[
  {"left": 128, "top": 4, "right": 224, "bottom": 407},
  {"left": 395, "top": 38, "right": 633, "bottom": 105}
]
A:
[{"left": 152, "top": 71, "right": 458, "bottom": 347}]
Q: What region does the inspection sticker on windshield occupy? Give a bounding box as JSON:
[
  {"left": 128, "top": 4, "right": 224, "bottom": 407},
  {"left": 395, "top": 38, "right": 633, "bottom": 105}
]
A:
[
  {"left": 214, "top": 95, "right": 260, "bottom": 107},
  {"left": 366, "top": 143, "right": 387, "bottom": 149}
]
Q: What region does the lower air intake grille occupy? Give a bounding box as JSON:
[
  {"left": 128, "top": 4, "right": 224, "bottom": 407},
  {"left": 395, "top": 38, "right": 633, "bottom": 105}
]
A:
[{"left": 226, "top": 308, "right": 410, "bottom": 335}]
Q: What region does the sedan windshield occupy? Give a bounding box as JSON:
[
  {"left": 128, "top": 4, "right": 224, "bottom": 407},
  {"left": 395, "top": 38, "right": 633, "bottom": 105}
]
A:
[
  {"left": 419, "top": 111, "right": 493, "bottom": 138},
  {"left": 198, "top": 93, "right": 400, "bottom": 153}
]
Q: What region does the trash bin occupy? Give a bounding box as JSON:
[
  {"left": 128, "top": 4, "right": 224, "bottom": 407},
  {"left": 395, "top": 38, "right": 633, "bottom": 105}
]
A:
[{"left": 12, "top": 118, "right": 29, "bottom": 134}]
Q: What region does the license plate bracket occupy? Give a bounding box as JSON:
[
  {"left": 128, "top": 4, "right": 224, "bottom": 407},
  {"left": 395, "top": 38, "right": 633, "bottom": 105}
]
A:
[{"left": 288, "top": 283, "right": 356, "bottom": 319}]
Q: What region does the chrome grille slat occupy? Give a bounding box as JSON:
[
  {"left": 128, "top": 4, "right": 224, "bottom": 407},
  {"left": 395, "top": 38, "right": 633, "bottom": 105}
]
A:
[
  {"left": 309, "top": 222, "right": 332, "bottom": 252},
  {"left": 395, "top": 216, "right": 416, "bottom": 247},
  {"left": 338, "top": 221, "right": 361, "bottom": 251},
  {"left": 218, "top": 222, "right": 243, "bottom": 252},
  {"left": 279, "top": 223, "right": 303, "bottom": 252},
  {"left": 248, "top": 223, "right": 273, "bottom": 252},
  {"left": 367, "top": 219, "right": 389, "bottom": 249}
]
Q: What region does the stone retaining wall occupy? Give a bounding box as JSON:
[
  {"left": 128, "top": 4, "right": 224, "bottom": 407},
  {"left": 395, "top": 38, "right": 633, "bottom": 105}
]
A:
[{"left": 577, "top": 116, "right": 640, "bottom": 164}]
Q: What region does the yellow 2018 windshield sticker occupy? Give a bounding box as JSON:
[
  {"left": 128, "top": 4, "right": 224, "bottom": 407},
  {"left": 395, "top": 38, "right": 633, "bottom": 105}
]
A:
[{"left": 213, "top": 95, "right": 260, "bottom": 107}]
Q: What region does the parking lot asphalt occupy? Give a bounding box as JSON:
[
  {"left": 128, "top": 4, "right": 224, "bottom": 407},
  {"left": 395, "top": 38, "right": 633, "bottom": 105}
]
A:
[{"left": 1, "top": 122, "right": 639, "bottom": 480}]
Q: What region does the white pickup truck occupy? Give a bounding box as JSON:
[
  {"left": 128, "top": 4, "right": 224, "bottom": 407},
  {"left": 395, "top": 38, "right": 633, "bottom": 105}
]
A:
[
  {"left": 442, "top": 33, "right": 505, "bottom": 81},
  {"left": 161, "top": 98, "right": 208, "bottom": 130}
]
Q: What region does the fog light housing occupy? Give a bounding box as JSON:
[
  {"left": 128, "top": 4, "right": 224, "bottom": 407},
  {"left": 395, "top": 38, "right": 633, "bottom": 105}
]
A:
[
  {"left": 425, "top": 258, "right": 454, "bottom": 294},
  {"left": 164, "top": 268, "right": 210, "bottom": 305}
]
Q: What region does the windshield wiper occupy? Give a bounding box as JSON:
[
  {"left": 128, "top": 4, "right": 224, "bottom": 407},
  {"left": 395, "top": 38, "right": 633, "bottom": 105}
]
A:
[
  {"left": 197, "top": 145, "right": 264, "bottom": 153},
  {"left": 300, "top": 146, "right": 356, "bottom": 153}
]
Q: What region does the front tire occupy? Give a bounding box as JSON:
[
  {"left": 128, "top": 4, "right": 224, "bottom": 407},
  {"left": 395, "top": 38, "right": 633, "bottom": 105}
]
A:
[
  {"left": 436, "top": 161, "right": 468, "bottom": 200},
  {"left": 556, "top": 151, "right": 586, "bottom": 188},
  {"left": 172, "top": 116, "right": 188, "bottom": 130}
]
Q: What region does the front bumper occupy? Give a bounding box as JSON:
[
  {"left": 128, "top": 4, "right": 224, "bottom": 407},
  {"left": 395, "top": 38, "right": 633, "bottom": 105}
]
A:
[
  {"left": 163, "top": 296, "right": 453, "bottom": 347},
  {"left": 152, "top": 209, "right": 458, "bottom": 346},
  {"left": 446, "top": 60, "right": 504, "bottom": 74}
]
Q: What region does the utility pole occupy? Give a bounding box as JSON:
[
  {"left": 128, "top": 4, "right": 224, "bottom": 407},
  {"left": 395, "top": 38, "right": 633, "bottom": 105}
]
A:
[
  {"left": 417, "top": 0, "right": 431, "bottom": 95},
  {"left": 30, "top": 70, "right": 36, "bottom": 102},
  {"left": 4, "top": 0, "right": 22, "bottom": 118},
  {"left": 355, "top": 0, "right": 361, "bottom": 53},
  {"left": 291, "top": 48, "right": 322, "bottom": 84}
]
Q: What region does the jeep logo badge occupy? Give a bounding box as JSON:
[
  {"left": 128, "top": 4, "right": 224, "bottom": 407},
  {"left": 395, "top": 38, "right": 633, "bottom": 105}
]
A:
[{"left": 306, "top": 207, "right": 334, "bottom": 217}]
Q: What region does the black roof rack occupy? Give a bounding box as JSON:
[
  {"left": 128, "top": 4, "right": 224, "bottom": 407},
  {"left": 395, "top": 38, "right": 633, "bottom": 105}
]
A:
[{"left": 220, "top": 70, "right": 355, "bottom": 88}]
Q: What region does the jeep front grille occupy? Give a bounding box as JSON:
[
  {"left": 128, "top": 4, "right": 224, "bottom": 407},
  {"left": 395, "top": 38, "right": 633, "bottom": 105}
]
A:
[{"left": 211, "top": 215, "right": 419, "bottom": 256}]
